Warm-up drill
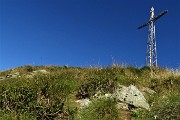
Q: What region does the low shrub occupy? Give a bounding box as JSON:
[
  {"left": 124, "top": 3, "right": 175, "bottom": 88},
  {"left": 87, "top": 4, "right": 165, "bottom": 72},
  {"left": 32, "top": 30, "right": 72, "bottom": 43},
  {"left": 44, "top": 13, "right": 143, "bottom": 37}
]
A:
[{"left": 78, "top": 98, "right": 119, "bottom": 120}]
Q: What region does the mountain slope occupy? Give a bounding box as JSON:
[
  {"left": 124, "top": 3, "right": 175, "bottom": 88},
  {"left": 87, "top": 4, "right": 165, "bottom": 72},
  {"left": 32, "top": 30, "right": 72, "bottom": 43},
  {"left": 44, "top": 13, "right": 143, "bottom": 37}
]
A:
[{"left": 0, "top": 65, "right": 179, "bottom": 120}]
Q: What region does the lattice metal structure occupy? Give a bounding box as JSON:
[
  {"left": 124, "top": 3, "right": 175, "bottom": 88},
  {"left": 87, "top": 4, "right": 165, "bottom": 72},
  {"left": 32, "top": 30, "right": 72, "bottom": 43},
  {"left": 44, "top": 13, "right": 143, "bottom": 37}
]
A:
[{"left": 138, "top": 7, "right": 168, "bottom": 67}]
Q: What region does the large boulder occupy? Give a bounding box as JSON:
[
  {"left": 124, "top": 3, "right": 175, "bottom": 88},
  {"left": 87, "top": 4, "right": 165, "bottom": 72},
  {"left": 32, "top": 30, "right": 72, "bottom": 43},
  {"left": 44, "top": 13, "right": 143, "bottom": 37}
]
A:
[{"left": 113, "top": 84, "right": 150, "bottom": 110}]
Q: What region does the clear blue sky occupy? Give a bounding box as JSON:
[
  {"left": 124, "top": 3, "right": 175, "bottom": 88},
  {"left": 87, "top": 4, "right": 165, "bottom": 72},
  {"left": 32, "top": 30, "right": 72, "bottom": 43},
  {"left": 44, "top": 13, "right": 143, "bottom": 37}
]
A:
[{"left": 0, "top": 0, "right": 179, "bottom": 70}]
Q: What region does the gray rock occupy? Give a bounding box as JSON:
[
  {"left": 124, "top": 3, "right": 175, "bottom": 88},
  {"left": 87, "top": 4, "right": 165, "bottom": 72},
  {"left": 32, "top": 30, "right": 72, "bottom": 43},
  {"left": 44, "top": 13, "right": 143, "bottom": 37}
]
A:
[
  {"left": 33, "top": 70, "right": 49, "bottom": 74},
  {"left": 113, "top": 84, "right": 150, "bottom": 110},
  {"left": 6, "top": 72, "right": 20, "bottom": 78},
  {"left": 76, "top": 98, "right": 91, "bottom": 108},
  {"left": 25, "top": 69, "right": 49, "bottom": 78}
]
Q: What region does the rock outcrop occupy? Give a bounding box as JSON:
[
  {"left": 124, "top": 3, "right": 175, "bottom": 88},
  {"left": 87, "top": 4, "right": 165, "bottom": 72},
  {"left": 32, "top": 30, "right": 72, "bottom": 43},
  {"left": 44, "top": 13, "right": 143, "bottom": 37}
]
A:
[
  {"left": 113, "top": 84, "right": 150, "bottom": 110},
  {"left": 0, "top": 72, "right": 20, "bottom": 80},
  {"left": 25, "top": 69, "right": 49, "bottom": 78},
  {"left": 76, "top": 84, "right": 150, "bottom": 110}
]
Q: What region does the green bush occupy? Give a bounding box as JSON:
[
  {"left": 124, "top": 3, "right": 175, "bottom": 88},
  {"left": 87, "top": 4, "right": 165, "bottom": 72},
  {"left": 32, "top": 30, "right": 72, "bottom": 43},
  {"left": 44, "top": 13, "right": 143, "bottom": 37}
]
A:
[
  {"left": 137, "top": 94, "right": 180, "bottom": 120},
  {"left": 24, "top": 65, "right": 34, "bottom": 72},
  {"left": 76, "top": 79, "right": 115, "bottom": 99},
  {"left": 79, "top": 98, "right": 119, "bottom": 120},
  {"left": 0, "top": 112, "right": 36, "bottom": 120},
  {"left": 0, "top": 86, "right": 37, "bottom": 112}
]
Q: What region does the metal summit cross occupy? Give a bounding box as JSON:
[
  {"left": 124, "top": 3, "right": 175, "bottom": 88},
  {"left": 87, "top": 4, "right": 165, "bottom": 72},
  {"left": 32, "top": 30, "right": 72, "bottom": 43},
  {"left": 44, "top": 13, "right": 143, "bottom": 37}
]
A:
[{"left": 138, "top": 7, "right": 168, "bottom": 67}]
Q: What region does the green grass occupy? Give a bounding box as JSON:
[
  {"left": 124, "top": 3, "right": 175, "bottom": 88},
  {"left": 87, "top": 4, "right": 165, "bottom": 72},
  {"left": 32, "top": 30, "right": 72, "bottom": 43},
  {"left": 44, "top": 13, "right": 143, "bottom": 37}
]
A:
[
  {"left": 137, "top": 93, "right": 180, "bottom": 120},
  {"left": 0, "top": 65, "right": 179, "bottom": 120},
  {"left": 0, "top": 112, "right": 36, "bottom": 120},
  {"left": 78, "top": 98, "right": 119, "bottom": 120}
]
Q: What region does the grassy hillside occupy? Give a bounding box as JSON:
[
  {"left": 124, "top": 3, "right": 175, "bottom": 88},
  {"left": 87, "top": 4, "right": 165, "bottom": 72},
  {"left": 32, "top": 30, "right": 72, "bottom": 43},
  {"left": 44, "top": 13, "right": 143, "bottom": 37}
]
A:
[{"left": 0, "top": 65, "right": 179, "bottom": 120}]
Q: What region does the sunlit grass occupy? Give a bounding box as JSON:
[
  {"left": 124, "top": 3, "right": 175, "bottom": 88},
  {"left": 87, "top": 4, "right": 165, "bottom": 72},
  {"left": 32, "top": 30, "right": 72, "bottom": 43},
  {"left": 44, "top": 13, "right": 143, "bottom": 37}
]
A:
[{"left": 0, "top": 65, "right": 179, "bottom": 119}]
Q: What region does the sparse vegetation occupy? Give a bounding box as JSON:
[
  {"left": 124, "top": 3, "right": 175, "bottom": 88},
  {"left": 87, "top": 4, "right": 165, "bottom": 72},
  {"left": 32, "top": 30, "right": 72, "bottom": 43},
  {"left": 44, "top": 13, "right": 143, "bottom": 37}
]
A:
[{"left": 0, "top": 65, "right": 179, "bottom": 120}]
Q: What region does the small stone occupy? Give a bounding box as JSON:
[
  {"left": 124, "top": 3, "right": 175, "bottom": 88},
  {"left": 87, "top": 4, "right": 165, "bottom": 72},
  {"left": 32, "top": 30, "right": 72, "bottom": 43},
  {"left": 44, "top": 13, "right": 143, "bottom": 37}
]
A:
[{"left": 76, "top": 98, "right": 91, "bottom": 108}]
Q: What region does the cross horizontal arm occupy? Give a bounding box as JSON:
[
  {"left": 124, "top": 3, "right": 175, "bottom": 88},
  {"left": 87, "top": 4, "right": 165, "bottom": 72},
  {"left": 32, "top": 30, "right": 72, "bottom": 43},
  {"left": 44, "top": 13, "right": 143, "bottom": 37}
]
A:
[
  {"left": 137, "top": 21, "right": 150, "bottom": 29},
  {"left": 138, "top": 10, "right": 168, "bottom": 30},
  {"left": 153, "top": 10, "right": 168, "bottom": 22}
]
